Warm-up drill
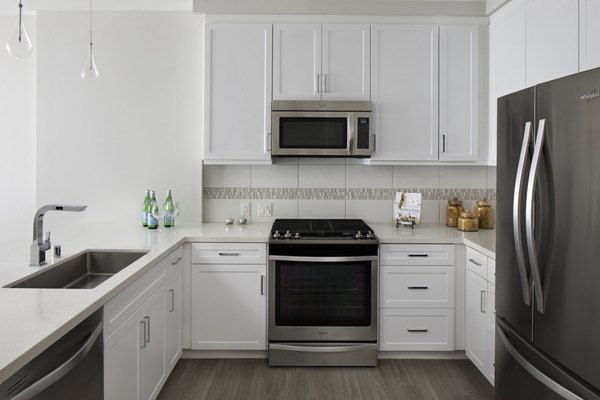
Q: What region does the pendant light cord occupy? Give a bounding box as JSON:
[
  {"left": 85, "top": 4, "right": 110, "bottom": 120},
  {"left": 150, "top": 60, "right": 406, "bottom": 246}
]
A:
[
  {"left": 89, "top": 0, "right": 93, "bottom": 48},
  {"left": 18, "top": 0, "right": 23, "bottom": 42}
]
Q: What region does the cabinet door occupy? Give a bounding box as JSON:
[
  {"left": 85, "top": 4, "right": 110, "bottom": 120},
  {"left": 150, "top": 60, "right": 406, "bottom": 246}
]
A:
[
  {"left": 439, "top": 25, "right": 478, "bottom": 161},
  {"left": 139, "top": 285, "right": 167, "bottom": 400},
  {"left": 489, "top": 0, "right": 527, "bottom": 165},
  {"left": 273, "top": 24, "right": 322, "bottom": 100},
  {"left": 321, "top": 24, "right": 370, "bottom": 101},
  {"left": 204, "top": 24, "right": 272, "bottom": 163},
  {"left": 191, "top": 264, "right": 266, "bottom": 350},
  {"left": 465, "top": 269, "right": 488, "bottom": 375},
  {"left": 104, "top": 313, "right": 141, "bottom": 400},
  {"left": 371, "top": 24, "right": 439, "bottom": 161},
  {"left": 580, "top": 0, "right": 600, "bottom": 72},
  {"left": 165, "top": 264, "right": 182, "bottom": 374},
  {"left": 526, "top": 0, "right": 579, "bottom": 86}
]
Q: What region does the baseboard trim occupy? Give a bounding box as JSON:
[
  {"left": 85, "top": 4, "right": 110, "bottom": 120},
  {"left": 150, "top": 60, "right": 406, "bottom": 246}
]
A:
[
  {"left": 182, "top": 350, "right": 268, "bottom": 359},
  {"left": 378, "top": 351, "right": 467, "bottom": 360}
]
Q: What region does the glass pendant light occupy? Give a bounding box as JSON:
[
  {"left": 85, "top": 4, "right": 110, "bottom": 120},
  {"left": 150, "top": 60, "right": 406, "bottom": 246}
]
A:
[
  {"left": 81, "top": 0, "right": 99, "bottom": 80},
  {"left": 6, "top": 0, "right": 33, "bottom": 58}
]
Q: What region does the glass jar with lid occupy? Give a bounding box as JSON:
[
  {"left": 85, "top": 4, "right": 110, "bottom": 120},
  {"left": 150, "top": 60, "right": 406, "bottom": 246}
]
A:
[
  {"left": 446, "top": 198, "right": 464, "bottom": 227},
  {"left": 458, "top": 209, "right": 479, "bottom": 232},
  {"left": 474, "top": 198, "right": 494, "bottom": 229}
]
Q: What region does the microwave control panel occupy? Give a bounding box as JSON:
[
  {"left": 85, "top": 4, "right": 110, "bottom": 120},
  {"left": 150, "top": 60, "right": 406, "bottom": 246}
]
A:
[{"left": 357, "top": 117, "right": 370, "bottom": 149}]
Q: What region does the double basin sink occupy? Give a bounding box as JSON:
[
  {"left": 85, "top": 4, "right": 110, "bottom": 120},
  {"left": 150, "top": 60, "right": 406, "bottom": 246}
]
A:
[{"left": 6, "top": 250, "right": 148, "bottom": 289}]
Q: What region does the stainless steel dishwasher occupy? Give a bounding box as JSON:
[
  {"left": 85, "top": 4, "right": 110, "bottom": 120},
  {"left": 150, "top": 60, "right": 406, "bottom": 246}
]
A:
[{"left": 0, "top": 310, "right": 103, "bottom": 400}]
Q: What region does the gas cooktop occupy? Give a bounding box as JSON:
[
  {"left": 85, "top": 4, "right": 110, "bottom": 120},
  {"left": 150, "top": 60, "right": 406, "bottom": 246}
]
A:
[{"left": 269, "top": 219, "right": 377, "bottom": 241}]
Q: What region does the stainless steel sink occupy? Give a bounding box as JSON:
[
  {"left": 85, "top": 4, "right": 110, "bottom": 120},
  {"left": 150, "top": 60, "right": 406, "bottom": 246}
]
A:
[{"left": 6, "top": 250, "right": 149, "bottom": 289}]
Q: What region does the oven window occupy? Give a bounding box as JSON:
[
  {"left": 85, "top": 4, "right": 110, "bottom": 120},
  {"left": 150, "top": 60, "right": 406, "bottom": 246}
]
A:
[
  {"left": 279, "top": 117, "right": 347, "bottom": 149},
  {"left": 275, "top": 261, "right": 371, "bottom": 326}
]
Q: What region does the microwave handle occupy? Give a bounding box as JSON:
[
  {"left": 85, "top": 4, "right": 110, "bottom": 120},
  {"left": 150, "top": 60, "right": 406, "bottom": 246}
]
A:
[{"left": 348, "top": 113, "right": 355, "bottom": 155}]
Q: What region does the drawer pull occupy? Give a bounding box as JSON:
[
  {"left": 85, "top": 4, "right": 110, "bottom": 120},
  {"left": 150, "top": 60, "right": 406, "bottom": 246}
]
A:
[
  {"left": 408, "top": 286, "right": 429, "bottom": 290},
  {"left": 481, "top": 290, "right": 486, "bottom": 313},
  {"left": 171, "top": 256, "right": 182, "bottom": 265},
  {"left": 469, "top": 258, "right": 483, "bottom": 266},
  {"left": 408, "top": 254, "right": 429, "bottom": 258},
  {"left": 218, "top": 252, "right": 240, "bottom": 256},
  {"left": 407, "top": 328, "right": 429, "bottom": 333}
]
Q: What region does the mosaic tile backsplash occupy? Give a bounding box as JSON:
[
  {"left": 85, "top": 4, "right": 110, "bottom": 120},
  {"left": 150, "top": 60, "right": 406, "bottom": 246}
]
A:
[{"left": 203, "top": 164, "right": 496, "bottom": 224}]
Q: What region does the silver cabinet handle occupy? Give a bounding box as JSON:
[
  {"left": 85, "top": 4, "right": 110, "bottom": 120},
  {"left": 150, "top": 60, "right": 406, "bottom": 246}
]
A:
[
  {"left": 408, "top": 254, "right": 429, "bottom": 258},
  {"left": 140, "top": 320, "right": 147, "bottom": 349},
  {"left": 480, "top": 290, "right": 486, "bottom": 313},
  {"left": 407, "top": 328, "right": 429, "bottom": 333},
  {"left": 144, "top": 316, "right": 151, "bottom": 345},
  {"left": 266, "top": 132, "right": 272, "bottom": 152},
  {"left": 442, "top": 134, "right": 446, "bottom": 152},
  {"left": 260, "top": 275, "right": 265, "bottom": 296},
  {"left": 407, "top": 286, "right": 429, "bottom": 290},
  {"left": 468, "top": 258, "right": 483, "bottom": 266},
  {"left": 316, "top": 74, "right": 321, "bottom": 93},
  {"left": 513, "top": 121, "right": 533, "bottom": 306},
  {"left": 171, "top": 256, "right": 182, "bottom": 265},
  {"left": 169, "top": 289, "right": 175, "bottom": 312},
  {"left": 324, "top": 74, "right": 328, "bottom": 93},
  {"left": 11, "top": 322, "right": 102, "bottom": 400},
  {"left": 218, "top": 252, "right": 240, "bottom": 256},
  {"left": 526, "top": 119, "right": 547, "bottom": 314}
]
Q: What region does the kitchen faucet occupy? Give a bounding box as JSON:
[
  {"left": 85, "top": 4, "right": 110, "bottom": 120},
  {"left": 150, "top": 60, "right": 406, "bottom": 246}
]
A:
[{"left": 30, "top": 204, "right": 88, "bottom": 266}]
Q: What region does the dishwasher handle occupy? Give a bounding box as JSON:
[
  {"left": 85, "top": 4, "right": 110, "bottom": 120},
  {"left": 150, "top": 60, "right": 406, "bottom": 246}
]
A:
[{"left": 11, "top": 322, "right": 103, "bottom": 400}]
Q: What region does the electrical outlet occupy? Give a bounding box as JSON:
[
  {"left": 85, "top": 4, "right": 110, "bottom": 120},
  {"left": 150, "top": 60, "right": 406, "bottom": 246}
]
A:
[
  {"left": 257, "top": 202, "right": 273, "bottom": 217},
  {"left": 240, "top": 202, "right": 250, "bottom": 217}
]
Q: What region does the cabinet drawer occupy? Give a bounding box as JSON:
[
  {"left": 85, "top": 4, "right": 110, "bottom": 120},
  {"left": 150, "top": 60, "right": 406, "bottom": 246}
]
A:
[
  {"left": 380, "top": 266, "right": 455, "bottom": 309},
  {"left": 104, "top": 260, "right": 167, "bottom": 340},
  {"left": 380, "top": 309, "right": 455, "bottom": 351},
  {"left": 487, "top": 258, "right": 496, "bottom": 285},
  {"left": 191, "top": 243, "right": 266, "bottom": 264},
  {"left": 380, "top": 245, "right": 455, "bottom": 266},
  {"left": 466, "top": 247, "right": 488, "bottom": 279}
]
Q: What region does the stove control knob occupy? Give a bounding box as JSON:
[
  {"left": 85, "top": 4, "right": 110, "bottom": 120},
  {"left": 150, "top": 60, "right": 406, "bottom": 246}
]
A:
[
  {"left": 366, "top": 231, "right": 374, "bottom": 239},
  {"left": 272, "top": 230, "right": 281, "bottom": 239},
  {"left": 294, "top": 233, "right": 301, "bottom": 239},
  {"left": 355, "top": 230, "right": 363, "bottom": 239},
  {"left": 284, "top": 230, "right": 292, "bottom": 239}
]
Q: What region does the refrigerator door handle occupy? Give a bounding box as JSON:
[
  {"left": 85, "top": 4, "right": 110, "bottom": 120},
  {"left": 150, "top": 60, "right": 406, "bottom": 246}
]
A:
[
  {"left": 513, "top": 121, "right": 533, "bottom": 305},
  {"left": 497, "top": 324, "right": 587, "bottom": 400},
  {"left": 526, "top": 119, "right": 546, "bottom": 314}
]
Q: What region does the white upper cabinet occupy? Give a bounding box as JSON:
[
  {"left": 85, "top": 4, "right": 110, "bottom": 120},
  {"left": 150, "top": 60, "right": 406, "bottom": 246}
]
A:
[
  {"left": 203, "top": 23, "right": 273, "bottom": 164},
  {"left": 273, "top": 24, "right": 370, "bottom": 101},
  {"left": 439, "top": 25, "right": 479, "bottom": 162},
  {"left": 580, "top": 0, "right": 600, "bottom": 72},
  {"left": 526, "top": 0, "right": 579, "bottom": 86},
  {"left": 371, "top": 24, "right": 439, "bottom": 162}
]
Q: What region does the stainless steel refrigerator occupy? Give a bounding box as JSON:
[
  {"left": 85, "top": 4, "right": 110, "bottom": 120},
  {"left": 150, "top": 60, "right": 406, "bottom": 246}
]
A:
[{"left": 497, "top": 68, "right": 600, "bottom": 399}]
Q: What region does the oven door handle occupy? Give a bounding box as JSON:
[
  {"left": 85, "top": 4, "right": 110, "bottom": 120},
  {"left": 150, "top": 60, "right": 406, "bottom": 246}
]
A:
[
  {"left": 269, "top": 343, "right": 376, "bottom": 353},
  {"left": 269, "top": 255, "right": 378, "bottom": 262}
]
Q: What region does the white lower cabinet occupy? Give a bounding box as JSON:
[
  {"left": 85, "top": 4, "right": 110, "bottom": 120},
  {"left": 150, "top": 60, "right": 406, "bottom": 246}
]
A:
[
  {"left": 465, "top": 246, "right": 496, "bottom": 385},
  {"left": 379, "top": 244, "right": 456, "bottom": 352},
  {"left": 104, "top": 246, "right": 183, "bottom": 400},
  {"left": 191, "top": 243, "right": 267, "bottom": 350}
]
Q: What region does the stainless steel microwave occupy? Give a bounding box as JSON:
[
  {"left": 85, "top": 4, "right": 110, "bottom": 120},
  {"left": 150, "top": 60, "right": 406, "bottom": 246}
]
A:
[{"left": 271, "top": 101, "right": 373, "bottom": 158}]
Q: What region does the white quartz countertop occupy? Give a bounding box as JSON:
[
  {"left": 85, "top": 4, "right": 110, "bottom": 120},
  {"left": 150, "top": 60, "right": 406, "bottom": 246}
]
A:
[{"left": 0, "top": 221, "right": 494, "bottom": 384}]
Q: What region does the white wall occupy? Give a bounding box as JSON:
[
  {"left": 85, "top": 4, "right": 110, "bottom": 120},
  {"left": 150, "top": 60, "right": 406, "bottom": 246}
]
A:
[
  {"left": 36, "top": 11, "right": 203, "bottom": 231},
  {"left": 0, "top": 15, "right": 36, "bottom": 246}
]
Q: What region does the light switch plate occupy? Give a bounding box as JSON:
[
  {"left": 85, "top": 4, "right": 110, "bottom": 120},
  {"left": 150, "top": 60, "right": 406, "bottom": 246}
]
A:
[
  {"left": 240, "top": 202, "right": 250, "bottom": 217},
  {"left": 257, "top": 202, "right": 273, "bottom": 217}
]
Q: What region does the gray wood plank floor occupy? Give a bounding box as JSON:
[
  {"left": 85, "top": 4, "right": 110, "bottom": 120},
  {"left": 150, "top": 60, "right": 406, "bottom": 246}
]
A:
[{"left": 157, "top": 359, "right": 493, "bottom": 400}]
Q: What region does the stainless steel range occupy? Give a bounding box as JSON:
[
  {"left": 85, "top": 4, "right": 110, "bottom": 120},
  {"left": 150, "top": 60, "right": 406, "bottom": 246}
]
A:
[{"left": 268, "top": 219, "right": 378, "bottom": 367}]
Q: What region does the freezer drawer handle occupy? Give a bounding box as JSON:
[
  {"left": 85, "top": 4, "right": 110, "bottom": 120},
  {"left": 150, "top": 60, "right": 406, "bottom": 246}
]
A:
[
  {"left": 11, "top": 322, "right": 103, "bottom": 400},
  {"left": 526, "top": 119, "right": 547, "bottom": 314},
  {"left": 497, "top": 324, "right": 586, "bottom": 400},
  {"left": 407, "top": 328, "right": 429, "bottom": 333},
  {"left": 513, "top": 121, "right": 533, "bottom": 306},
  {"left": 468, "top": 258, "right": 483, "bottom": 266}
]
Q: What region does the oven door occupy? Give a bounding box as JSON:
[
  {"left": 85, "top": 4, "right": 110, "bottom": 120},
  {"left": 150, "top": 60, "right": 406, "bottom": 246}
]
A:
[
  {"left": 268, "top": 255, "right": 378, "bottom": 342},
  {"left": 271, "top": 111, "right": 353, "bottom": 157}
]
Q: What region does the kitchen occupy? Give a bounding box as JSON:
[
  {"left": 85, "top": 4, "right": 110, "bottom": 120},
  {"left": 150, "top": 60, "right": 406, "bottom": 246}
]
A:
[{"left": 0, "top": 0, "right": 597, "bottom": 399}]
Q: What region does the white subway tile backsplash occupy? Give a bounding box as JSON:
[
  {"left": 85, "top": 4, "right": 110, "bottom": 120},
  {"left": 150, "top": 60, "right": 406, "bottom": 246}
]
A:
[
  {"left": 393, "top": 166, "right": 440, "bottom": 188},
  {"left": 299, "top": 165, "right": 345, "bottom": 188},
  {"left": 440, "top": 166, "right": 487, "bottom": 189},
  {"left": 252, "top": 199, "right": 298, "bottom": 223},
  {"left": 251, "top": 165, "right": 298, "bottom": 188},
  {"left": 298, "top": 158, "right": 346, "bottom": 165},
  {"left": 421, "top": 200, "right": 441, "bottom": 224},
  {"left": 203, "top": 199, "right": 249, "bottom": 223},
  {"left": 346, "top": 200, "right": 393, "bottom": 224},
  {"left": 204, "top": 165, "right": 251, "bottom": 188},
  {"left": 345, "top": 165, "right": 393, "bottom": 189},
  {"left": 299, "top": 200, "right": 346, "bottom": 219}
]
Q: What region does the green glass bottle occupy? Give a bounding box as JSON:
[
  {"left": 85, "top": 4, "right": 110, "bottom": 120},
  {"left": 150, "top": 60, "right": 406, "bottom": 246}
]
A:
[
  {"left": 164, "top": 190, "right": 175, "bottom": 228},
  {"left": 147, "top": 190, "right": 159, "bottom": 230},
  {"left": 142, "top": 190, "right": 151, "bottom": 227}
]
